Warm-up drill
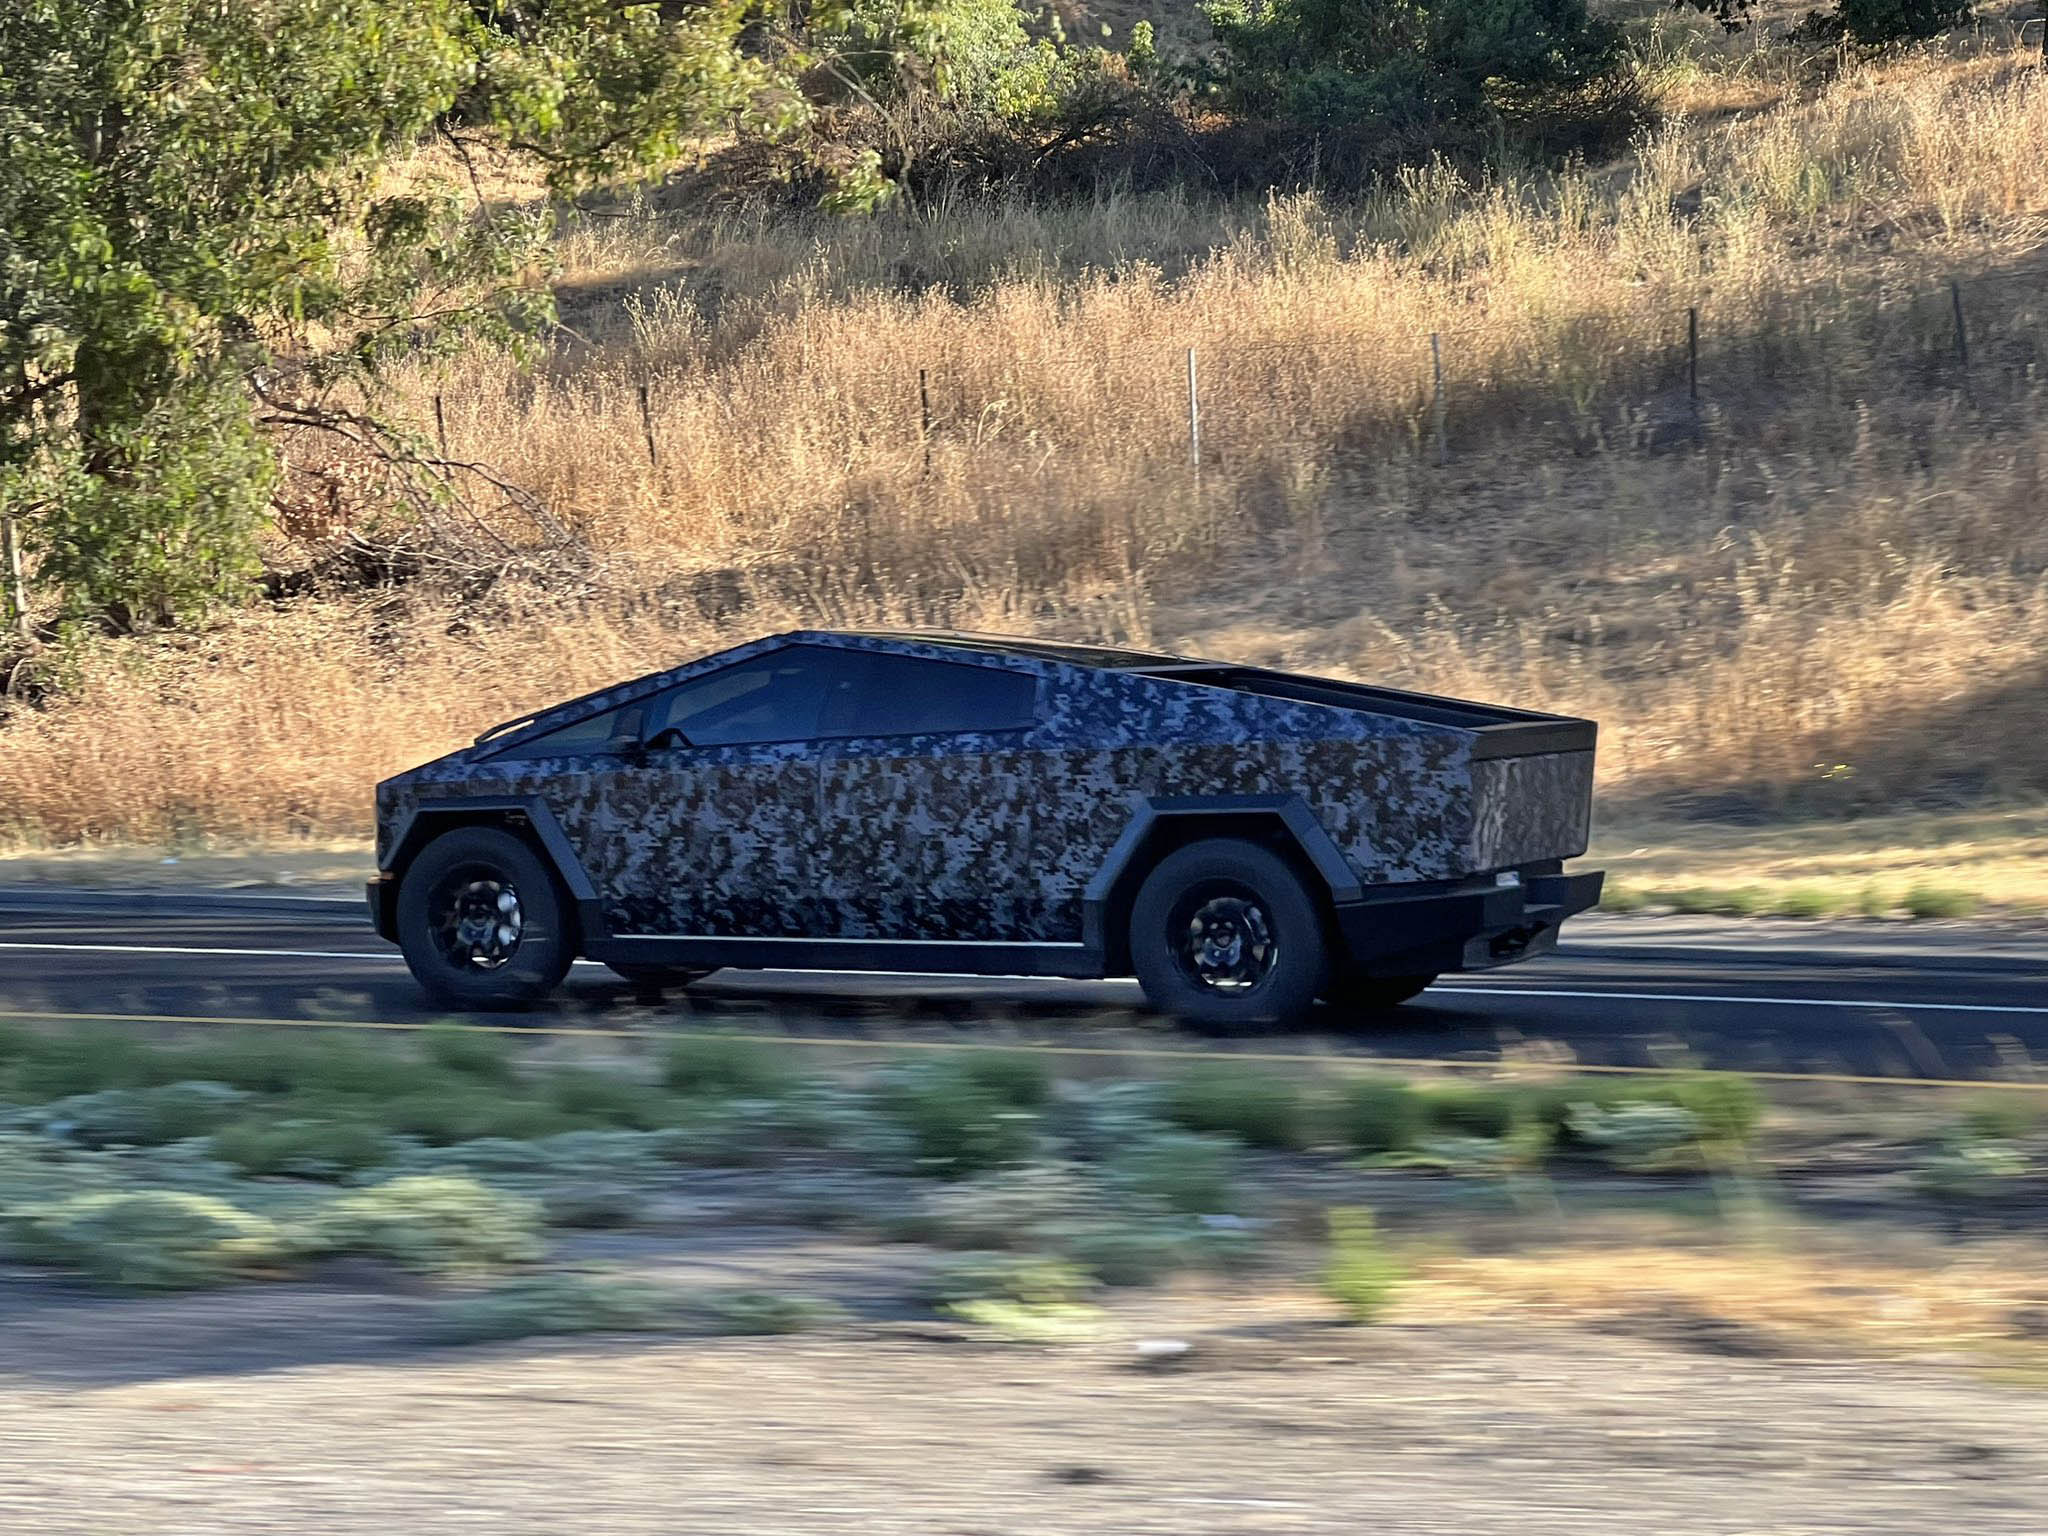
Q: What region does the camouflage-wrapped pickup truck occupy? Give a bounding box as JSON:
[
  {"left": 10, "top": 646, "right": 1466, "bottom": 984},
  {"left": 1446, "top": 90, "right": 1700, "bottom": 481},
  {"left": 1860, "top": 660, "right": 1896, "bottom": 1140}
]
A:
[{"left": 370, "top": 630, "right": 1603, "bottom": 1025}]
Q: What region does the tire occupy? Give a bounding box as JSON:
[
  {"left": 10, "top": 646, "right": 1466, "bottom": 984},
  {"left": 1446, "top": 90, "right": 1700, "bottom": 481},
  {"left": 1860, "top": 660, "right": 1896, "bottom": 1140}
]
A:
[
  {"left": 395, "top": 826, "right": 575, "bottom": 1009},
  {"left": 605, "top": 963, "right": 717, "bottom": 991},
  {"left": 1320, "top": 972, "right": 1437, "bottom": 1018},
  {"left": 1128, "top": 837, "right": 1332, "bottom": 1030}
]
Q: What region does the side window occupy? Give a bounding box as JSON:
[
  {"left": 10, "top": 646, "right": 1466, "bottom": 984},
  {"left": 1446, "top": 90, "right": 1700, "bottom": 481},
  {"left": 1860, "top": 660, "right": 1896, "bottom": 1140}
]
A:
[
  {"left": 644, "top": 645, "right": 864, "bottom": 748},
  {"left": 489, "top": 702, "right": 641, "bottom": 760},
  {"left": 827, "top": 652, "right": 1037, "bottom": 737}
]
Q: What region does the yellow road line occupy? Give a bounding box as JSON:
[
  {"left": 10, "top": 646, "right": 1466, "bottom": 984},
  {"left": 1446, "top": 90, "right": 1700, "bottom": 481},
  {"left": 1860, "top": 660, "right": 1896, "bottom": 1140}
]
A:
[{"left": 5, "top": 1006, "right": 2043, "bottom": 1092}]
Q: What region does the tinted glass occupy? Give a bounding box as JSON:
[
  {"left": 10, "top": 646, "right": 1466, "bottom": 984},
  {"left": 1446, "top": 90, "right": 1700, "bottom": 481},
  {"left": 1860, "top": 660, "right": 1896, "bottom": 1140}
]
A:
[
  {"left": 830, "top": 652, "right": 1037, "bottom": 737},
  {"left": 489, "top": 703, "right": 640, "bottom": 759},
  {"left": 645, "top": 645, "right": 863, "bottom": 747}
]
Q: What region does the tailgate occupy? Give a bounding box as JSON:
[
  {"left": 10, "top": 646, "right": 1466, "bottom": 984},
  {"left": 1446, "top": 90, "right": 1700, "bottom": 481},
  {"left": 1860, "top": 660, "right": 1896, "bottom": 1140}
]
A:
[{"left": 1469, "top": 749, "right": 1596, "bottom": 869}]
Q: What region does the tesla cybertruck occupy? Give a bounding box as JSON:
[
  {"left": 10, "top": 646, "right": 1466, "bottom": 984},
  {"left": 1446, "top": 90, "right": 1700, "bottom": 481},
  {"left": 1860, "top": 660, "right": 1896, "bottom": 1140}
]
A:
[{"left": 369, "top": 631, "right": 1602, "bottom": 1025}]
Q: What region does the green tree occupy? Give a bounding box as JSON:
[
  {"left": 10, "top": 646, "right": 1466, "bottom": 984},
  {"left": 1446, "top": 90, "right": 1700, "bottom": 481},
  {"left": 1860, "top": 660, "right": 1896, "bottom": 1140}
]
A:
[
  {"left": 1800, "top": 0, "right": 1970, "bottom": 42},
  {"left": 1198, "top": 0, "right": 1638, "bottom": 158},
  {"left": 0, "top": 0, "right": 791, "bottom": 630}
]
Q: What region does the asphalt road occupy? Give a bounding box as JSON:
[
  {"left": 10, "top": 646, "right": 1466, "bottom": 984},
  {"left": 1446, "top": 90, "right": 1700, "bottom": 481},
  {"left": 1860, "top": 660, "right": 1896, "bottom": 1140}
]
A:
[{"left": 1, "top": 892, "right": 2045, "bottom": 1080}]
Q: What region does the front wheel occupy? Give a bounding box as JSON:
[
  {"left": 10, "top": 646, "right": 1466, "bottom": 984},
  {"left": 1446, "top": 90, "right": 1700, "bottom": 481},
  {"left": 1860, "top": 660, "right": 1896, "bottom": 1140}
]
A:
[
  {"left": 1128, "top": 837, "right": 1331, "bottom": 1030},
  {"left": 395, "top": 826, "right": 575, "bottom": 1009}
]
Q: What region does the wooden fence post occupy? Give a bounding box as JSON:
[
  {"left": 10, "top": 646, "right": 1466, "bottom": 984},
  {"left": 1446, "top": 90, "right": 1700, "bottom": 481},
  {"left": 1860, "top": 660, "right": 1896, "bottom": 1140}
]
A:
[
  {"left": 1430, "top": 332, "right": 1447, "bottom": 466},
  {"left": 637, "top": 381, "right": 658, "bottom": 467},
  {"left": 1, "top": 513, "right": 29, "bottom": 645},
  {"left": 919, "top": 367, "right": 932, "bottom": 479},
  {"left": 1688, "top": 307, "right": 1700, "bottom": 408}
]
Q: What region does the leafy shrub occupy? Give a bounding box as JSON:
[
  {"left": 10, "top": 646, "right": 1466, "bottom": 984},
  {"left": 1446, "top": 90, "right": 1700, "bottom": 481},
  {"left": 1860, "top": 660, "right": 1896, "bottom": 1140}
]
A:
[
  {"left": 14, "top": 1030, "right": 173, "bottom": 1099},
  {"left": 1796, "top": 0, "right": 1969, "bottom": 42},
  {"left": 1320, "top": 1206, "right": 1402, "bottom": 1323},
  {"left": 377, "top": 1088, "right": 580, "bottom": 1146},
  {"left": 210, "top": 1116, "right": 397, "bottom": 1180},
  {"left": 1773, "top": 886, "right": 1843, "bottom": 920},
  {"left": 0, "top": 1020, "right": 32, "bottom": 1065},
  {"left": 1105, "top": 1132, "right": 1241, "bottom": 1214},
  {"left": 745, "top": 1087, "right": 920, "bottom": 1168},
  {"left": 1903, "top": 885, "right": 1981, "bottom": 920},
  {"left": 539, "top": 1184, "right": 650, "bottom": 1229},
  {"left": 893, "top": 1163, "right": 1099, "bottom": 1248},
  {"left": 1197, "top": 0, "right": 1645, "bottom": 171},
  {"left": 1669, "top": 886, "right": 1766, "bottom": 917},
  {"left": 175, "top": 1034, "right": 423, "bottom": 1099},
  {"left": 33, "top": 1081, "right": 249, "bottom": 1147},
  {"left": 1916, "top": 1138, "right": 2029, "bottom": 1199},
  {"left": 7, "top": 1189, "right": 287, "bottom": 1289},
  {"left": 1163, "top": 1067, "right": 1308, "bottom": 1149},
  {"left": 429, "top": 1271, "right": 688, "bottom": 1343},
  {"left": 1961, "top": 1096, "right": 2045, "bottom": 1144},
  {"left": 925, "top": 1252, "right": 1093, "bottom": 1309},
  {"left": 661, "top": 1035, "right": 796, "bottom": 1099},
  {"left": 1597, "top": 881, "right": 1647, "bottom": 913},
  {"left": 686, "top": 1288, "right": 846, "bottom": 1335},
  {"left": 546, "top": 1068, "right": 674, "bottom": 1131},
  {"left": 317, "top": 1175, "right": 543, "bottom": 1273},
  {"left": 1419, "top": 1083, "right": 1517, "bottom": 1140},
  {"left": 1337, "top": 1077, "right": 1424, "bottom": 1155},
  {"left": 390, "top": 1128, "right": 672, "bottom": 1181},
  {"left": 1052, "top": 1080, "right": 1173, "bottom": 1159},
  {"left": 1857, "top": 884, "right": 1893, "bottom": 918},
  {"left": 953, "top": 1050, "right": 1054, "bottom": 1110},
  {"left": 418, "top": 1025, "right": 517, "bottom": 1083},
  {"left": 945, "top": 1298, "right": 1106, "bottom": 1341},
  {"left": 1052, "top": 1222, "right": 1194, "bottom": 1286},
  {"left": 872, "top": 1066, "right": 1038, "bottom": 1178},
  {"left": 1532, "top": 1073, "right": 1759, "bottom": 1156},
  {"left": 1666, "top": 1072, "right": 1762, "bottom": 1147},
  {"left": 1565, "top": 1100, "right": 1705, "bottom": 1170}
]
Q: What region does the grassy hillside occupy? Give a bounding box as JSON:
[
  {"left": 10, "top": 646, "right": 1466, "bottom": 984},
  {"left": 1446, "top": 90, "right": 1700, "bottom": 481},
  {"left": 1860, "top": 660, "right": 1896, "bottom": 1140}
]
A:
[{"left": 1, "top": 11, "right": 2044, "bottom": 849}]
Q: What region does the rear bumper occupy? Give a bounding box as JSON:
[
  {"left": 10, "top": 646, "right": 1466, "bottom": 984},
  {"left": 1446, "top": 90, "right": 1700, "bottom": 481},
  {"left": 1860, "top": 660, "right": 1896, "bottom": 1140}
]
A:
[{"left": 1333, "top": 870, "right": 1603, "bottom": 977}]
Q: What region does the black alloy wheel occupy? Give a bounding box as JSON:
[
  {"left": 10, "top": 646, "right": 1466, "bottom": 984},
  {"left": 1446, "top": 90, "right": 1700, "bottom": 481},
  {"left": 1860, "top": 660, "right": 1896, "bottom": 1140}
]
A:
[
  {"left": 395, "top": 826, "right": 575, "bottom": 1009},
  {"left": 1128, "top": 836, "right": 1331, "bottom": 1029}
]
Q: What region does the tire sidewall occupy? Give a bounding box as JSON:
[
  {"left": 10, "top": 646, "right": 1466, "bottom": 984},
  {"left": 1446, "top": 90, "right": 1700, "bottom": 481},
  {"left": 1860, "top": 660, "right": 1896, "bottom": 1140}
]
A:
[
  {"left": 395, "top": 826, "right": 574, "bottom": 1009},
  {"left": 1129, "top": 837, "right": 1331, "bottom": 1028}
]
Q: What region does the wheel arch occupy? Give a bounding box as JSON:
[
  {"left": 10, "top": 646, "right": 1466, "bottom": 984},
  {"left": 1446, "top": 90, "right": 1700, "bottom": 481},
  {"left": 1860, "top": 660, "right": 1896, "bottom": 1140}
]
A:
[
  {"left": 373, "top": 797, "right": 604, "bottom": 949},
  {"left": 1082, "top": 795, "right": 1361, "bottom": 974}
]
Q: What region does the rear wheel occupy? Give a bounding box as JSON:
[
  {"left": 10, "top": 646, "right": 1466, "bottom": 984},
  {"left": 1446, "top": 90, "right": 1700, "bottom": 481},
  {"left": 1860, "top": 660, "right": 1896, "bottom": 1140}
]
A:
[
  {"left": 1128, "top": 837, "right": 1331, "bottom": 1030},
  {"left": 395, "top": 826, "right": 574, "bottom": 1009},
  {"left": 1320, "top": 971, "right": 1437, "bottom": 1018}
]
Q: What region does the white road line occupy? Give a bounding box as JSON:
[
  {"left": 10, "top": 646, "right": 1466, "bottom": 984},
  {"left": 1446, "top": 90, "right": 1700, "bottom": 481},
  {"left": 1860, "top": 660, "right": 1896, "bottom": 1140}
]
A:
[
  {"left": 1431, "top": 985, "right": 2048, "bottom": 1016},
  {"left": 1, "top": 939, "right": 2044, "bottom": 1015},
  {"left": 0, "top": 940, "right": 397, "bottom": 961}
]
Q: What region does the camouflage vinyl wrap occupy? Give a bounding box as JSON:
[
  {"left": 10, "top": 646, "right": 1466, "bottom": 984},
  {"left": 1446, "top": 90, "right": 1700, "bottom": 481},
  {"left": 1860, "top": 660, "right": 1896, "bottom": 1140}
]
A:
[
  {"left": 375, "top": 631, "right": 1596, "bottom": 943},
  {"left": 1469, "top": 751, "right": 1595, "bottom": 873}
]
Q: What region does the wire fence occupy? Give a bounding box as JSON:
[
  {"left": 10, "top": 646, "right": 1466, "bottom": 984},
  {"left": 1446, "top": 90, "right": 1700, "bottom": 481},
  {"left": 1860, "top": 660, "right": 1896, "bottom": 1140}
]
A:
[{"left": 583, "top": 261, "right": 2048, "bottom": 484}]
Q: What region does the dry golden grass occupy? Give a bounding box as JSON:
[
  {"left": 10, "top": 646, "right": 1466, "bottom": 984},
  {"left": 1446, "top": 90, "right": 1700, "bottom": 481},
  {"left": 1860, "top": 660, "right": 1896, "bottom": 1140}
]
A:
[
  {"left": 1397, "top": 1235, "right": 2048, "bottom": 1356},
  {"left": 1593, "top": 809, "right": 2048, "bottom": 912},
  {"left": 2, "top": 23, "right": 2046, "bottom": 847}
]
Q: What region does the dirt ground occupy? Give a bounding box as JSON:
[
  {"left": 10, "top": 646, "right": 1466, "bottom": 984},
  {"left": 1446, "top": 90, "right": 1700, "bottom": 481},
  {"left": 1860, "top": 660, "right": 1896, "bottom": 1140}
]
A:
[{"left": 7, "top": 1223, "right": 2048, "bottom": 1535}]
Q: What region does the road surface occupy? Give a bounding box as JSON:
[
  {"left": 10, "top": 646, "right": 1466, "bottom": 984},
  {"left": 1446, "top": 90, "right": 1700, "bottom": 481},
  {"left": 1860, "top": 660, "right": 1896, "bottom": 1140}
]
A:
[{"left": 1, "top": 890, "right": 2045, "bottom": 1080}]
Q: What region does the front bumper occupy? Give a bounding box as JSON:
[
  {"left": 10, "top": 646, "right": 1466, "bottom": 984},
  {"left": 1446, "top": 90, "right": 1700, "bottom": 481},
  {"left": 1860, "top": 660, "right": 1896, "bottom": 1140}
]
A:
[
  {"left": 1333, "top": 870, "right": 1603, "bottom": 977},
  {"left": 367, "top": 873, "right": 397, "bottom": 943}
]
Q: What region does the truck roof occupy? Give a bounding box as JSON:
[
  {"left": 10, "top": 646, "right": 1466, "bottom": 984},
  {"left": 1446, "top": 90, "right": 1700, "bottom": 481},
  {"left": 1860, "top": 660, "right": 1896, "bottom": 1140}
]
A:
[{"left": 857, "top": 630, "right": 1595, "bottom": 757}]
